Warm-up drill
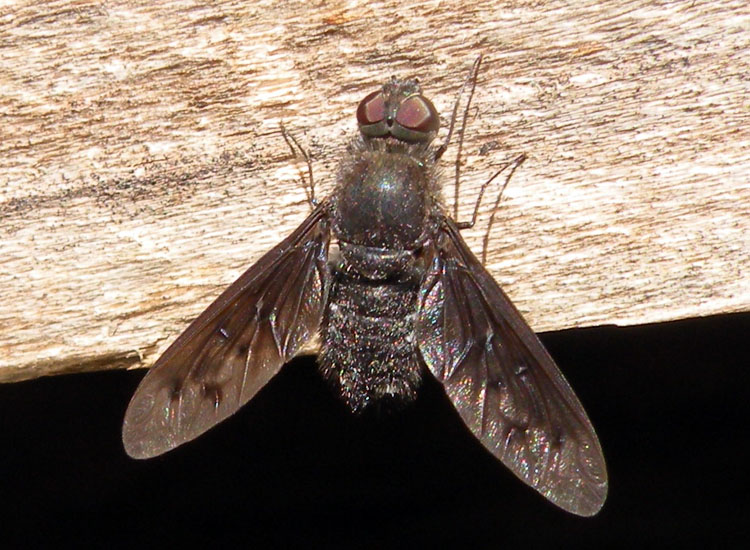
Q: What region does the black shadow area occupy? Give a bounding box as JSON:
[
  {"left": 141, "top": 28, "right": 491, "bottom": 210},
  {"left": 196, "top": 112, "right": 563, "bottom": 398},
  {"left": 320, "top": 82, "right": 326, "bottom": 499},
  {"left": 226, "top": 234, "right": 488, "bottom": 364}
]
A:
[{"left": 0, "top": 312, "right": 747, "bottom": 548}]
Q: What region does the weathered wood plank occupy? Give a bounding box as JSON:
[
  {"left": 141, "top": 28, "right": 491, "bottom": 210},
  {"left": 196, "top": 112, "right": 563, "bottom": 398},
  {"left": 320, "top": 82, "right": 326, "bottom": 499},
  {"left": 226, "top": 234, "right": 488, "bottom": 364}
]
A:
[{"left": 1, "top": 0, "right": 748, "bottom": 382}]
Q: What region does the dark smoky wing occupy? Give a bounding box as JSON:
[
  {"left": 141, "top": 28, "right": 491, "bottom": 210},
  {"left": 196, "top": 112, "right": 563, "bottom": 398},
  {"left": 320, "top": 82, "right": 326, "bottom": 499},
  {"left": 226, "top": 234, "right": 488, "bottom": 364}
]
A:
[
  {"left": 416, "top": 217, "right": 607, "bottom": 516},
  {"left": 122, "top": 206, "right": 331, "bottom": 459}
]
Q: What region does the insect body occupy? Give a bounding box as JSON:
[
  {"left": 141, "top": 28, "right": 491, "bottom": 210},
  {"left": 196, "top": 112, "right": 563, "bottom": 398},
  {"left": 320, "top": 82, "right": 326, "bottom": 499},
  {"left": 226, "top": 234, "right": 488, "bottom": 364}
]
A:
[
  {"left": 123, "top": 61, "right": 608, "bottom": 516},
  {"left": 320, "top": 79, "right": 442, "bottom": 412}
]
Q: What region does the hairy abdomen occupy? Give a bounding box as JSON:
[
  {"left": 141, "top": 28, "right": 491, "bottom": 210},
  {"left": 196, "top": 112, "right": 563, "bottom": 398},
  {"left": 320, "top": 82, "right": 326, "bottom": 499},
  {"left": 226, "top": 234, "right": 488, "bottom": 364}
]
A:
[{"left": 319, "top": 266, "right": 422, "bottom": 411}]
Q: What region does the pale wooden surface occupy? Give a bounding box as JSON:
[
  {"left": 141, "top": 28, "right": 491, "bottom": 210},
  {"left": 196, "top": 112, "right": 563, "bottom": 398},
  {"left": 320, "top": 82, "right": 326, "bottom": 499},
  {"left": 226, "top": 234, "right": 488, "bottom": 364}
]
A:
[{"left": 1, "top": 0, "right": 748, "bottom": 383}]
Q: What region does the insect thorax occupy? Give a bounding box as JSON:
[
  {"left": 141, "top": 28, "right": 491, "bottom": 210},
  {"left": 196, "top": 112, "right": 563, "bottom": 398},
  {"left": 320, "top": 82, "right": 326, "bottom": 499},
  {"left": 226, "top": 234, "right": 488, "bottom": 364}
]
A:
[{"left": 332, "top": 137, "right": 441, "bottom": 259}]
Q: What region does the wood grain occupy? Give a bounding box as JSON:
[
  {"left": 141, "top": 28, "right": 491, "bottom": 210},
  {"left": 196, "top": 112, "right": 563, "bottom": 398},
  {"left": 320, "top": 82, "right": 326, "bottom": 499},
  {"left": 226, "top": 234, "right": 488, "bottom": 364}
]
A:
[{"left": 1, "top": 0, "right": 748, "bottom": 382}]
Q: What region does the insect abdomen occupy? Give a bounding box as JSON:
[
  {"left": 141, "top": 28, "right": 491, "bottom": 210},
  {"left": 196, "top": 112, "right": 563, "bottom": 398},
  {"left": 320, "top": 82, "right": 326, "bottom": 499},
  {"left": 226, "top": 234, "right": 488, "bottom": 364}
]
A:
[{"left": 319, "top": 268, "right": 422, "bottom": 411}]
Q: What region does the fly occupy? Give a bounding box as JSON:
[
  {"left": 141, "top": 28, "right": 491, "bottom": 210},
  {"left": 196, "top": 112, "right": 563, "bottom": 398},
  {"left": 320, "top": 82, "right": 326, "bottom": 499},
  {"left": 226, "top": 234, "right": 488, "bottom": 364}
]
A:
[{"left": 122, "top": 57, "right": 608, "bottom": 516}]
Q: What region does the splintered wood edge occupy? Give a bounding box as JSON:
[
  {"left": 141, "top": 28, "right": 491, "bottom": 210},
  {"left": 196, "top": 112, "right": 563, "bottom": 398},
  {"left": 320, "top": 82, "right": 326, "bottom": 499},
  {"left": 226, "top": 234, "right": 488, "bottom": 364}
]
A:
[{"left": 1, "top": 0, "right": 748, "bottom": 382}]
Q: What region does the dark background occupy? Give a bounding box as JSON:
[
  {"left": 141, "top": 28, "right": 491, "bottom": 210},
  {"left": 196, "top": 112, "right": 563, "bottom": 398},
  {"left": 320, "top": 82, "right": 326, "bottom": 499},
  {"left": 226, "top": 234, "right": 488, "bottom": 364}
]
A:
[{"left": 1, "top": 312, "right": 747, "bottom": 548}]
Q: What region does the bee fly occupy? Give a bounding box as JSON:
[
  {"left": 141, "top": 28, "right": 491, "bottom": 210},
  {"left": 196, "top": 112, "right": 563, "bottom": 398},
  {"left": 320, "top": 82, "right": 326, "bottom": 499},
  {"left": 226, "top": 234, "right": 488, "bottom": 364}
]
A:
[{"left": 122, "top": 57, "right": 607, "bottom": 516}]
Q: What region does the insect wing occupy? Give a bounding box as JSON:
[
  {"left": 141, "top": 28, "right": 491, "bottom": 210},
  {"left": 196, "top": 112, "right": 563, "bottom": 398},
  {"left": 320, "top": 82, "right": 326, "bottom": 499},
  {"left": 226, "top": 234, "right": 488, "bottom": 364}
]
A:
[
  {"left": 122, "top": 206, "right": 331, "bottom": 459},
  {"left": 416, "top": 218, "right": 607, "bottom": 516}
]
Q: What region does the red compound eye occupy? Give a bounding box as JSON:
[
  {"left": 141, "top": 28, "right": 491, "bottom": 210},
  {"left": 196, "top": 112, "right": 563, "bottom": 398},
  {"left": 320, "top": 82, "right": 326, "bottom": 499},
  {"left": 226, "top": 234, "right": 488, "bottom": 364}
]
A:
[
  {"left": 356, "top": 91, "right": 385, "bottom": 125},
  {"left": 395, "top": 95, "right": 439, "bottom": 133}
]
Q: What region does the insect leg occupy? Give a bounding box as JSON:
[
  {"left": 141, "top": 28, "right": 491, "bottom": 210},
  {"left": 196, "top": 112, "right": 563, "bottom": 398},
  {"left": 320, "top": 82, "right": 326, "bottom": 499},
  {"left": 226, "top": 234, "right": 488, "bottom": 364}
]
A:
[
  {"left": 439, "top": 57, "right": 528, "bottom": 265},
  {"left": 453, "top": 153, "right": 527, "bottom": 264},
  {"left": 433, "top": 55, "right": 483, "bottom": 222},
  {"left": 280, "top": 122, "right": 317, "bottom": 211},
  {"left": 478, "top": 153, "right": 526, "bottom": 265}
]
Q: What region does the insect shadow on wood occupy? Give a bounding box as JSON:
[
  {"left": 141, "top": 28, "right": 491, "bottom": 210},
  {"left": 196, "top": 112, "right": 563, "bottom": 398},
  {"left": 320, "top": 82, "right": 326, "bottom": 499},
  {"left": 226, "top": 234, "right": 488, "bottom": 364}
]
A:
[{"left": 122, "top": 55, "right": 608, "bottom": 517}]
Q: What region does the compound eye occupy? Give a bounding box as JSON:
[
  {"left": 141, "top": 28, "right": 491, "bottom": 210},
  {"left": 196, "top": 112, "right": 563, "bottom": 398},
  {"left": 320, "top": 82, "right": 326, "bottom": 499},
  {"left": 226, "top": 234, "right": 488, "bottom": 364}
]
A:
[
  {"left": 395, "top": 95, "right": 439, "bottom": 133},
  {"left": 356, "top": 91, "right": 386, "bottom": 125}
]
